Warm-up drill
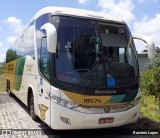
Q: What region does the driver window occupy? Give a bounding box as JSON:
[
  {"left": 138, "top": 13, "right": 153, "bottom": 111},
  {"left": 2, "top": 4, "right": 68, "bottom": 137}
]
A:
[{"left": 40, "top": 37, "right": 50, "bottom": 80}]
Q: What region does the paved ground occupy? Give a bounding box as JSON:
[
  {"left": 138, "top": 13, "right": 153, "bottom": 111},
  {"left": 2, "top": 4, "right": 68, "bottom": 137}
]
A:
[
  {"left": 0, "top": 92, "right": 160, "bottom": 138},
  {"left": 0, "top": 92, "right": 50, "bottom": 138}
]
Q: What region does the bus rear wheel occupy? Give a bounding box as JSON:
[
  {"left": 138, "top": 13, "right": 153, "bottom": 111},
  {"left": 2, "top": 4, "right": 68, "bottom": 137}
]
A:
[
  {"left": 6, "top": 80, "right": 12, "bottom": 97},
  {"left": 29, "top": 92, "right": 38, "bottom": 121}
]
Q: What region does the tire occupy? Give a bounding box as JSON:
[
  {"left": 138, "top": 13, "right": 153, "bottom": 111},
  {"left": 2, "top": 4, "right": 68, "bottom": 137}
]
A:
[
  {"left": 29, "top": 92, "right": 38, "bottom": 121},
  {"left": 6, "top": 80, "right": 12, "bottom": 97}
]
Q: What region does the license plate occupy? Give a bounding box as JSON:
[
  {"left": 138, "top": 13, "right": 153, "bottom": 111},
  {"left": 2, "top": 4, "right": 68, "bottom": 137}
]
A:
[{"left": 99, "top": 117, "right": 114, "bottom": 124}]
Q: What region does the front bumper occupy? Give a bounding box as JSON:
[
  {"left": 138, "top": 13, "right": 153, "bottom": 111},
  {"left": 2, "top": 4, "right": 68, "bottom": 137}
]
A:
[{"left": 50, "top": 102, "right": 140, "bottom": 130}]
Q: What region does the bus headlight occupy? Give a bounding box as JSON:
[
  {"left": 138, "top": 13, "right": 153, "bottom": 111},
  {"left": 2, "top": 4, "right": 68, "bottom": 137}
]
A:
[{"left": 51, "top": 95, "right": 79, "bottom": 109}]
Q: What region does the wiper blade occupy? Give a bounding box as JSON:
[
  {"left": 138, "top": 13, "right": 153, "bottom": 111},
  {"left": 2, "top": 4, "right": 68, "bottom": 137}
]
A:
[
  {"left": 80, "top": 56, "right": 100, "bottom": 93},
  {"left": 126, "top": 35, "right": 133, "bottom": 60},
  {"left": 68, "top": 69, "right": 90, "bottom": 73}
]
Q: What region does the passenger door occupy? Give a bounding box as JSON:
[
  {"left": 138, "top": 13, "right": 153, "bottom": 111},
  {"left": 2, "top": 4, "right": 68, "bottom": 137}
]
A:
[{"left": 37, "top": 37, "right": 51, "bottom": 126}]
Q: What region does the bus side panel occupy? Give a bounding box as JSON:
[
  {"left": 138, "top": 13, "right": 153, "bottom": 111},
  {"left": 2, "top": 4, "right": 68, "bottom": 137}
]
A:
[
  {"left": 21, "top": 55, "right": 39, "bottom": 107},
  {"left": 14, "top": 57, "right": 25, "bottom": 91},
  {"left": 5, "top": 60, "right": 17, "bottom": 92}
]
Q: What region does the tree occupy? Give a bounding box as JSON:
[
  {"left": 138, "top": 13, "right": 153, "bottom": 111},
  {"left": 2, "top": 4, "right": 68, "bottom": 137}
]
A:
[
  {"left": 0, "top": 65, "right": 5, "bottom": 74},
  {"left": 140, "top": 66, "right": 160, "bottom": 110},
  {"left": 142, "top": 49, "right": 148, "bottom": 52},
  {"left": 142, "top": 46, "right": 160, "bottom": 53},
  {"left": 141, "top": 53, "right": 160, "bottom": 110},
  {"left": 155, "top": 47, "right": 160, "bottom": 53},
  {"left": 6, "top": 49, "right": 17, "bottom": 63}
]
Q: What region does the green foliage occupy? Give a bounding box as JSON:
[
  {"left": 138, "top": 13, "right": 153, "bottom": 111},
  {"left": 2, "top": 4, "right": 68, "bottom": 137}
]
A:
[
  {"left": 140, "top": 66, "right": 160, "bottom": 110},
  {"left": 6, "top": 49, "right": 17, "bottom": 63},
  {"left": 0, "top": 66, "right": 5, "bottom": 74},
  {"left": 146, "top": 54, "right": 160, "bottom": 69},
  {"left": 141, "top": 66, "right": 160, "bottom": 99},
  {"left": 140, "top": 92, "right": 160, "bottom": 122},
  {"left": 0, "top": 74, "right": 6, "bottom": 92}
]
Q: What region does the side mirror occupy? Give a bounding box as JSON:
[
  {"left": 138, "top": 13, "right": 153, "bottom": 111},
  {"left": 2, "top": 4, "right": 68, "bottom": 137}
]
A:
[
  {"left": 41, "top": 23, "right": 57, "bottom": 53},
  {"left": 132, "top": 34, "right": 155, "bottom": 60}
]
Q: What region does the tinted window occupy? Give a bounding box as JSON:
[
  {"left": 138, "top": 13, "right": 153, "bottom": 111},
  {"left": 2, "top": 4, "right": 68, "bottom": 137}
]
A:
[
  {"left": 6, "top": 48, "right": 17, "bottom": 63},
  {"left": 52, "top": 16, "right": 138, "bottom": 88},
  {"left": 40, "top": 37, "right": 50, "bottom": 80},
  {"left": 15, "top": 21, "right": 35, "bottom": 59}
]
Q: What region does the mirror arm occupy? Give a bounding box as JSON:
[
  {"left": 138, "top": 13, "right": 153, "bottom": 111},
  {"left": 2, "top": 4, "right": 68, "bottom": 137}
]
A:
[{"left": 132, "top": 34, "right": 155, "bottom": 60}]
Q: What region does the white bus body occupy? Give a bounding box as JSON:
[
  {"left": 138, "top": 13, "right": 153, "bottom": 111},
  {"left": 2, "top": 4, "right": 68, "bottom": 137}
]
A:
[{"left": 5, "top": 7, "right": 155, "bottom": 129}]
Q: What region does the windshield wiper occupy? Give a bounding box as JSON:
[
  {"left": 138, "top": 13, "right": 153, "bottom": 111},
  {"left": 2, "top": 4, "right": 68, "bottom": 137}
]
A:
[
  {"left": 80, "top": 56, "right": 101, "bottom": 93},
  {"left": 67, "top": 69, "right": 90, "bottom": 73}
]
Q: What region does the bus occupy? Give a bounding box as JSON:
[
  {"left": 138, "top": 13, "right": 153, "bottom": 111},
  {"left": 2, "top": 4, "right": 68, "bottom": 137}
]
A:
[{"left": 5, "top": 7, "right": 155, "bottom": 129}]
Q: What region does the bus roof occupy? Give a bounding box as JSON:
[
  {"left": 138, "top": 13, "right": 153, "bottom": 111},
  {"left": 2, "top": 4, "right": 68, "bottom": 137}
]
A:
[
  {"left": 33, "top": 7, "right": 124, "bottom": 23},
  {"left": 13, "top": 7, "right": 125, "bottom": 45}
]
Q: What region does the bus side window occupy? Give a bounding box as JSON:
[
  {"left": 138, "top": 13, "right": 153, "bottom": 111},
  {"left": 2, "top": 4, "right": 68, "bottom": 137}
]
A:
[{"left": 40, "top": 37, "right": 50, "bottom": 80}]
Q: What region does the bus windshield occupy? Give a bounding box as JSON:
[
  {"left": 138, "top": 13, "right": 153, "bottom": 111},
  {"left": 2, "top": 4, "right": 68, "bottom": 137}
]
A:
[{"left": 53, "top": 16, "right": 138, "bottom": 88}]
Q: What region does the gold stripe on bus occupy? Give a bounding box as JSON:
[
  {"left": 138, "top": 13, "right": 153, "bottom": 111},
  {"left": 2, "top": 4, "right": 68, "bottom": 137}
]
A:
[
  {"left": 5, "top": 60, "right": 17, "bottom": 92},
  {"left": 63, "top": 90, "right": 112, "bottom": 106}
]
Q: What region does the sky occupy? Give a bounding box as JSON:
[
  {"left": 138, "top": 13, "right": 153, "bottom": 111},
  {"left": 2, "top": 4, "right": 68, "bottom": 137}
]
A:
[{"left": 0, "top": 0, "right": 160, "bottom": 62}]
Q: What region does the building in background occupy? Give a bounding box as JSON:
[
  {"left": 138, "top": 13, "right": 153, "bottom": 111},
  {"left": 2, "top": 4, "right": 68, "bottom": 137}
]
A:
[{"left": 138, "top": 52, "right": 148, "bottom": 72}]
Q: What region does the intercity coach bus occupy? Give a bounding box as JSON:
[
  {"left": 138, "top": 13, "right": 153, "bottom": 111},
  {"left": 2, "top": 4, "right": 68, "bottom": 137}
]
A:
[{"left": 5, "top": 7, "right": 155, "bottom": 129}]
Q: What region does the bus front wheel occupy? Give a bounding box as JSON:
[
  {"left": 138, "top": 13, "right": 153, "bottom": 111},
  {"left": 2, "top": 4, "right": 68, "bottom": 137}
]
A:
[{"left": 29, "top": 92, "right": 38, "bottom": 121}]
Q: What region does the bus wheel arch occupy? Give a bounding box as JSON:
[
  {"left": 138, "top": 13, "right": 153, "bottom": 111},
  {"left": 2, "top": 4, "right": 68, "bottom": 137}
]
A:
[{"left": 28, "top": 87, "right": 38, "bottom": 121}]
